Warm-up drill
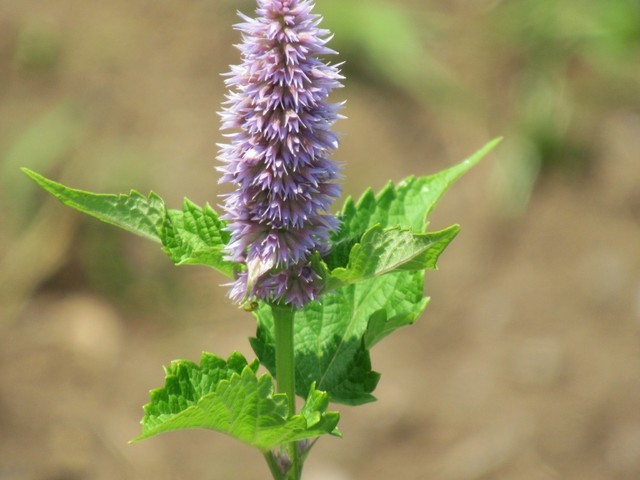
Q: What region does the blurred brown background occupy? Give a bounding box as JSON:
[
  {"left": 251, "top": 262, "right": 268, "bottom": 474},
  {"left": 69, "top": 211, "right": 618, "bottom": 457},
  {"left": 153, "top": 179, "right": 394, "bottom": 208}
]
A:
[{"left": 1, "top": 0, "right": 640, "bottom": 479}]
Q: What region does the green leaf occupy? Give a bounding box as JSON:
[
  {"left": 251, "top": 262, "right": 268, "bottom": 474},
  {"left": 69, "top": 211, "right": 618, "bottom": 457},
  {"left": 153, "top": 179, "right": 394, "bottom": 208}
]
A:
[
  {"left": 134, "top": 352, "right": 340, "bottom": 450},
  {"left": 251, "top": 273, "right": 424, "bottom": 405},
  {"left": 161, "top": 199, "right": 235, "bottom": 276},
  {"left": 22, "top": 168, "right": 165, "bottom": 242},
  {"left": 328, "top": 224, "right": 460, "bottom": 287},
  {"left": 343, "top": 138, "right": 500, "bottom": 233},
  {"left": 22, "top": 169, "right": 235, "bottom": 276},
  {"left": 252, "top": 139, "right": 501, "bottom": 405}
]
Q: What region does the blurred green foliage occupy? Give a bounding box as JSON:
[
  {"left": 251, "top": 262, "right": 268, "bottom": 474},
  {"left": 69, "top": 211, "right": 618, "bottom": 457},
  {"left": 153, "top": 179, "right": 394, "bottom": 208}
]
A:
[
  {"left": 0, "top": 102, "right": 87, "bottom": 326},
  {"left": 14, "top": 21, "right": 62, "bottom": 72},
  {"left": 316, "top": 0, "right": 639, "bottom": 213},
  {"left": 2, "top": 102, "right": 86, "bottom": 228},
  {"left": 486, "top": 0, "right": 639, "bottom": 212},
  {"left": 317, "top": 0, "right": 457, "bottom": 102}
]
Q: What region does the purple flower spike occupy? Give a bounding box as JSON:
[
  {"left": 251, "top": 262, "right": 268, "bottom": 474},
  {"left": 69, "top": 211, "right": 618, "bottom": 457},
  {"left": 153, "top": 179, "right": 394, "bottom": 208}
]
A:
[{"left": 218, "top": 0, "right": 343, "bottom": 308}]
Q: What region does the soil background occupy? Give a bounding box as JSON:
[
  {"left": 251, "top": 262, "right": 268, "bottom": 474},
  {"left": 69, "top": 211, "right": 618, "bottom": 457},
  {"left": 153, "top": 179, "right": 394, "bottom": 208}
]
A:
[{"left": 1, "top": 1, "right": 640, "bottom": 479}]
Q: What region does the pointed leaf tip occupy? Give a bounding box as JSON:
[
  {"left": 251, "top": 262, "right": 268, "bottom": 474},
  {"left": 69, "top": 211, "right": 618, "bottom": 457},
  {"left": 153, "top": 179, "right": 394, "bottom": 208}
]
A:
[
  {"left": 461, "top": 136, "right": 503, "bottom": 170},
  {"left": 22, "top": 168, "right": 166, "bottom": 242},
  {"left": 22, "top": 168, "right": 235, "bottom": 276}
]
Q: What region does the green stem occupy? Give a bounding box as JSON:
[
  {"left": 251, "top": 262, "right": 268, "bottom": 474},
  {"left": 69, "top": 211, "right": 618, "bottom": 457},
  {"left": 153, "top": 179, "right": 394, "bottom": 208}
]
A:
[
  {"left": 272, "top": 304, "right": 301, "bottom": 479},
  {"left": 273, "top": 304, "right": 296, "bottom": 414},
  {"left": 264, "top": 451, "right": 286, "bottom": 480}
]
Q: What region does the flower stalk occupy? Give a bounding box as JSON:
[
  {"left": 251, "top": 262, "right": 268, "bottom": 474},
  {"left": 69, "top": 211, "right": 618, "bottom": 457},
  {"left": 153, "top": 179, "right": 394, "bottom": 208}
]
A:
[
  {"left": 273, "top": 304, "right": 296, "bottom": 417},
  {"left": 272, "top": 303, "right": 300, "bottom": 479}
]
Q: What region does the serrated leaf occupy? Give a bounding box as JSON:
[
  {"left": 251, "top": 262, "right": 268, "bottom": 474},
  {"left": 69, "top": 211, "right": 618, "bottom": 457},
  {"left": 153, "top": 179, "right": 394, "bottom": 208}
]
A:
[
  {"left": 328, "top": 224, "right": 460, "bottom": 287},
  {"left": 252, "top": 140, "right": 500, "bottom": 405},
  {"left": 135, "top": 352, "right": 339, "bottom": 450},
  {"left": 21, "top": 168, "right": 165, "bottom": 242},
  {"left": 22, "top": 169, "right": 235, "bottom": 277},
  {"left": 161, "top": 199, "right": 235, "bottom": 276},
  {"left": 327, "top": 138, "right": 501, "bottom": 269}
]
